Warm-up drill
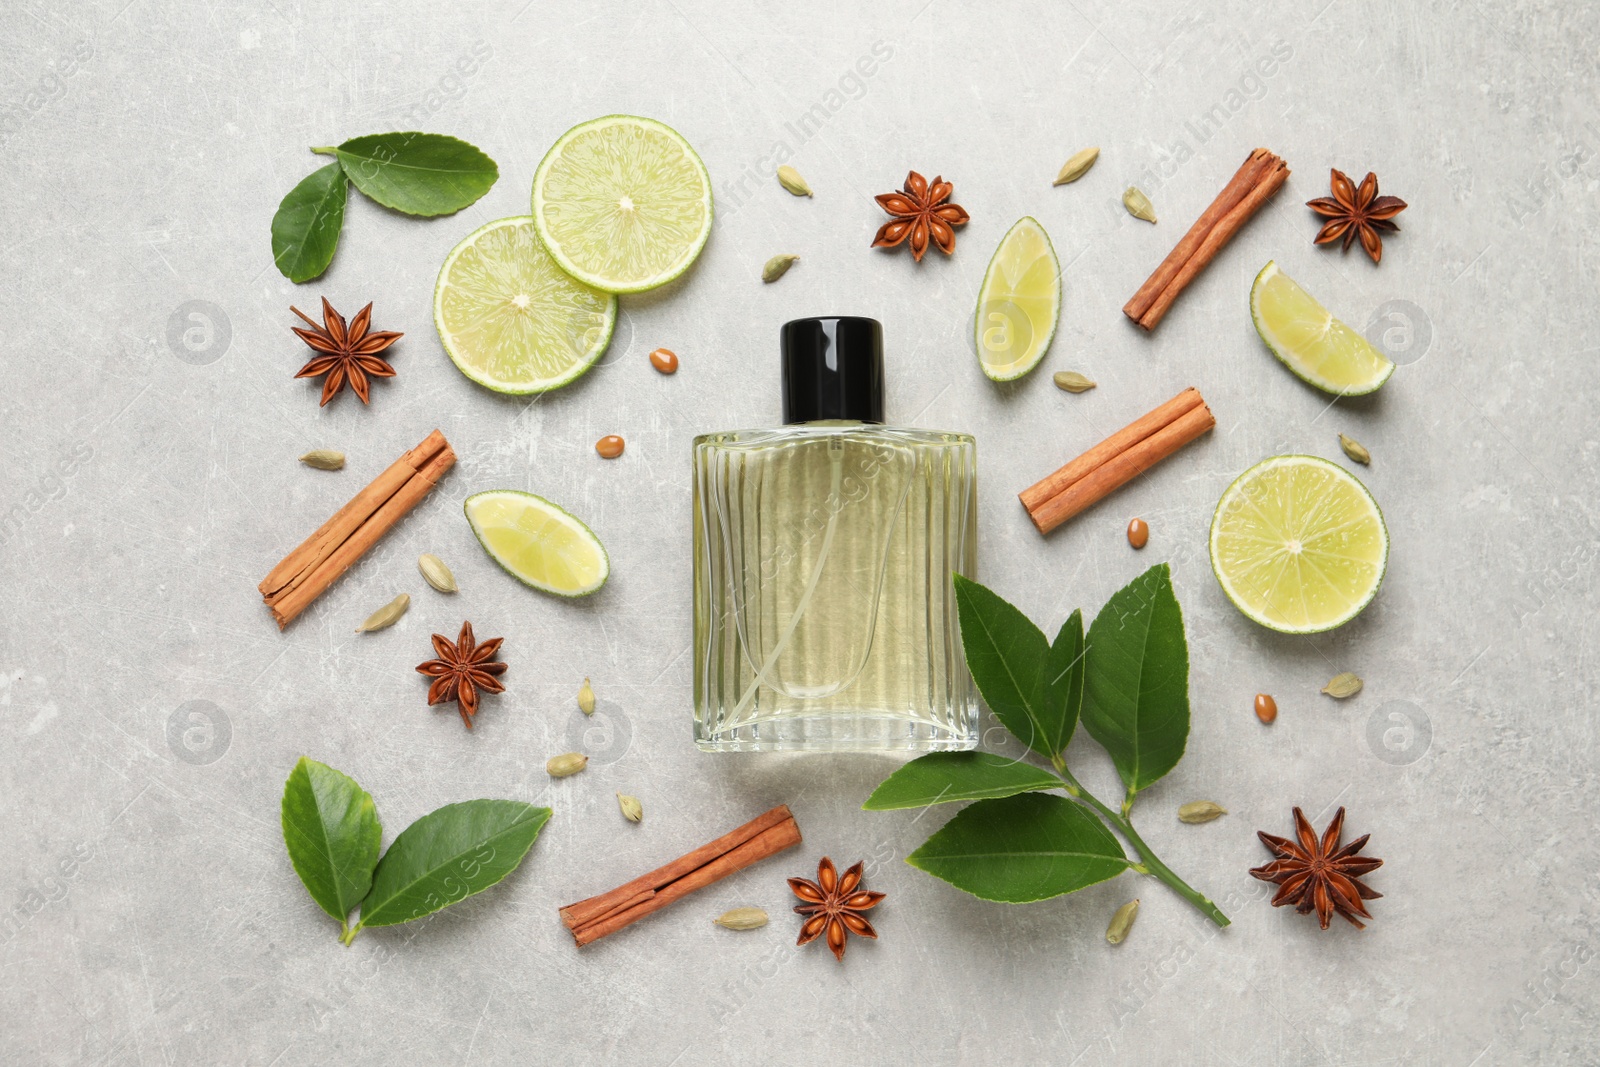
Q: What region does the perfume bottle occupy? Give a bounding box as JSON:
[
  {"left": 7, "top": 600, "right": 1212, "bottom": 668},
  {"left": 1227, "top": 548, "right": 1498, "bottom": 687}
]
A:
[{"left": 693, "top": 316, "right": 978, "bottom": 752}]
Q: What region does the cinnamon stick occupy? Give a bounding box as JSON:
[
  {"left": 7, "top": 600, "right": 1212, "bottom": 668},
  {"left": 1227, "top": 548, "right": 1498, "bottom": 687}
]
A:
[
  {"left": 1123, "top": 149, "right": 1289, "bottom": 331},
  {"left": 260, "top": 429, "right": 455, "bottom": 628},
  {"left": 1020, "top": 388, "right": 1215, "bottom": 536}
]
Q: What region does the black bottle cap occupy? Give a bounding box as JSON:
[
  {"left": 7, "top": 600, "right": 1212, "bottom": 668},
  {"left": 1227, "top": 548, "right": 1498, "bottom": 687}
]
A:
[{"left": 780, "top": 316, "right": 885, "bottom": 424}]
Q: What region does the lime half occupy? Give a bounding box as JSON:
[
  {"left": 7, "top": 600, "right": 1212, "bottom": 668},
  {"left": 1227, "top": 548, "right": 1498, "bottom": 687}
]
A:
[
  {"left": 434, "top": 217, "right": 616, "bottom": 394},
  {"left": 974, "top": 216, "right": 1060, "bottom": 382},
  {"left": 465, "top": 490, "right": 609, "bottom": 598},
  {"left": 532, "top": 115, "right": 713, "bottom": 294},
  {"left": 1250, "top": 261, "right": 1394, "bottom": 395},
  {"left": 1210, "top": 455, "right": 1388, "bottom": 633}
]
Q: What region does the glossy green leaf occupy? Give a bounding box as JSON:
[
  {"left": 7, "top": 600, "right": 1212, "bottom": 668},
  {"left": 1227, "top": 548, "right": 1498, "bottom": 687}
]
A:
[
  {"left": 281, "top": 757, "right": 381, "bottom": 930},
  {"left": 335, "top": 132, "right": 498, "bottom": 217},
  {"left": 1041, "top": 609, "right": 1086, "bottom": 758},
  {"left": 354, "top": 800, "right": 550, "bottom": 932},
  {"left": 270, "top": 162, "right": 348, "bottom": 282},
  {"left": 863, "top": 752, "right": 1062, "bottom": 811},
  {"left": 953, "top": 574, "right": 1079, "bottom": 760},
  {"left": 1082, "top": 563, "right": 1190, "bottom": 795},
  {"left": 907, "top": 792, "right": 1129, "bottom": 902}
]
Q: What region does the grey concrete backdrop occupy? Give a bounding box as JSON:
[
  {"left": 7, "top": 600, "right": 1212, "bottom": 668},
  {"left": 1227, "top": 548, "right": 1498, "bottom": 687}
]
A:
[{"left": 2, "top": 0, "right": 1595, "bottom": 1063}]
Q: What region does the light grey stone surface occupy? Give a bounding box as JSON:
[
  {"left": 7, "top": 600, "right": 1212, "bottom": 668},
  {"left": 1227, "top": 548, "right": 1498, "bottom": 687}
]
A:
[{"left": 2, "top": 1, "right": 1596, "bottom": 1064}]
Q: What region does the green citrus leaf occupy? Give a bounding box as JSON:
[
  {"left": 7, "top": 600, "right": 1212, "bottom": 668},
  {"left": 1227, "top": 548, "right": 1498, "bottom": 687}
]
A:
[
  {"left": 863, "top": 752, "right": 1062, "bottom": 811},
  {"left": 1082, "top": 563, "right": 1190, "bottom": 795},
  {"left": 335, "top": 132, "right": 498, "bottom": 217},
  {"left": 271, "top": 162, "right": 348, "bottom": 282},
  {"left": 907, "top": 792, "right": 1129, "bottom": 902},
  {"left": 953, "top": 574, "right": 1076, "bottom": 760},
  {"left": 1042, "top": 608, "right": 1086, "bottom": 758},
  {"left": 354, "top": 800, "right": 549, "bottom": 931},
  {"left": 280, "top": 757, "right": 381, "bottom": 930}
]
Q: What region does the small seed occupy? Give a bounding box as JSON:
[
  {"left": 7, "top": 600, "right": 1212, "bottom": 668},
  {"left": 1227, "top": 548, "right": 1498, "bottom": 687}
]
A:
[
  {"left": 355, "top": 593, "right": 409, "bottom": 633},
  {"left": 577, "top": 677, "right": 596, "bottom": 716},
  {"left": 776, "top": 165, "right": 812, "bottom": 197},
  {"left": 1053, "top": 371, "right": 1097, "bottom": 393},
  {"left": 649, "top": 347, "right": 679, "bottom": 374},
  {"left": 595, "top": 435, "right": 625, "bottom": 459},
  {"left": 617, "top": 793, "right": 643, "bottom": 823},
  {"left": 299, "top": 449, "right": 345, "bottom": 471},
  {"left": 714, "top": 907, "right": 769, "bottom": 931},
  {"left": 417, "top": 553, "right": 457, "bottom": 593},
  {"left": 1178, "top": 801, "right": 1228, "bottom": 824},
  {"left": 1105, "top": 899, "right": 1140, "bottom": 944},
  {"left": 1255, "top": 693, "right": 1278, "bottom": 724},
  {"left": 1339, "top": 433, "right": 1372, "bottom": 465},
  {"left": 1053, "top": 146, "right": 1100, "bottom": 186},
  {"left": 1122, "top": 186, "right": 1157, "bottom": 223},
  {"left": 1127, "top": 518, "right": 1149, "bottom": 549},
  {"left": 546, "top": 752, "right": 588, "bottom": 778},
  {"left": 1321, "top": 672, "right": 1364, "bottom": 699},
  {"left": 762, "top": 253, "right": 799, "bottom": 283}
]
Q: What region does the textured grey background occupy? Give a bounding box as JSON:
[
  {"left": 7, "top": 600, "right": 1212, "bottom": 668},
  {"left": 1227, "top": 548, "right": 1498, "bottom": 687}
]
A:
[{"left": 1, "top": 0, "right": 1595, "bottom": 1063}]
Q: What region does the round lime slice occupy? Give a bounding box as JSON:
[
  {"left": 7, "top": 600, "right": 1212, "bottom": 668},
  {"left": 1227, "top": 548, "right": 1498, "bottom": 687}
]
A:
[
  {"left": 974, "top": 216, "right": 1060, "bottom": 382},
  {"left": 464, "top": 490, "right": 609, "bottom": 598},
  {"left": 1209, "top": 454, "right": 1389, "bottom": 634},
  {"left": 1250, "top": 260, "right": 1394, "bottom": 395},
  {"left": 433, "top": 216, "right": 616, "bottom": 395},
  {"left": 531, "top": 115, "right": 713, "bottom": 294}
]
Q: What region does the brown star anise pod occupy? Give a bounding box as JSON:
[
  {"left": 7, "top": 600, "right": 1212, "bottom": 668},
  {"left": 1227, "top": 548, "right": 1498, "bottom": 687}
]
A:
[
  {"left": 789, "top": 856, "right": 885, "bottom": 961},
  {"left": 1306, "top": 169, "right": 1407, "bottom": 265},
  {"left": 1250, "top": 807, "right": 1383, "bottom": 929},
  {"left": 290, "top": 298, "right": 403, "bottom": 406},
  {"left": 871, "top": 170, "right": 970, "bottom": 262},
  {"left": 415, "top": 621, "right": 507, "bottom": 729}
]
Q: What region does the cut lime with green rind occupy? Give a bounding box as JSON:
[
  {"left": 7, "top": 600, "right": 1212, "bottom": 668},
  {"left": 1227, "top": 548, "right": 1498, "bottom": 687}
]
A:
[
  {"left": 532, "top": 115, "right": 714, "bottom": 294},
  {"left": 974, "top": 216, "right": 1061, "bottom": 382},
  {"left": 434, "top": 217, "right": 616, "bottom": 395},
  {"left": 1209, "top": 454, "right": 1388, "bottom": 634},
  {"left": 1250, "top": 261, "right": 1395, "bottom": 396},
  {"left": 464, "top": 490, "right": 610, "bottom": 598}
]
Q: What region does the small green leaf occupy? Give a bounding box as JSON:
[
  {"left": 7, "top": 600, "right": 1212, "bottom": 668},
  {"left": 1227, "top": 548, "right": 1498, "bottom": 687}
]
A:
[
  {"left": 863, "top": 752, "right": 1062, "bottom": 811},
  {"left": 1041, "top": 609, "right": 1086, "bottom": 760},
  {"left": 1082, "top": 563, "right": 1191, "bottom": 795},
  {"left": 907, "top": 792, "right": 1129, "bottom": 903},
  {"left": 281, "top": 757, "right": 381, "bottom": 930},
  {"left": 271, "top": 162, "right": 348, "bottom": 282},
  {"left": 953, "top": 575, "right": 1052, "bottom": 757},
  {"left": 353, "top": 800, "right": 549, "bottom": 933},
  {"left": 335, "top": 132, "right": 498, "bottom": 217}
]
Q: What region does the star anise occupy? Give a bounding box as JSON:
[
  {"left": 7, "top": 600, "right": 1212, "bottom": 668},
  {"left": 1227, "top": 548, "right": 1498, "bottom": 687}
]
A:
[
  {"left": 871, "top": 171, "right": 969, "bottom": 262},
  {"left": 789, "top": 856, "right": 885, "bottom": 961},
  {"left": 415, "top": 621, "right": 507, "bottom": 729},
  {"left": 1250, "top": 807, "right": 1383, "bottom": 929},
  {"left": 290, "top": 298, "right": 403, "bottom": 406},
  {"left": 1306, "top": 169, "right": 1407, "bottom": 264}
]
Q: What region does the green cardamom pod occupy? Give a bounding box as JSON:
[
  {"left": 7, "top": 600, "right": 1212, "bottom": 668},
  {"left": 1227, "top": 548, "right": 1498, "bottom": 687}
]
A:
[
  {"left": 1105, "top": 899, "right": 1140, "bottom": 944},
  {"left": 616, "top": 793, "right": 643, "bottom": 823},
  {"left": 713, "top": 907, "right": 769, "bottom": 931},
  {"left": 299, "top": 449, "right": 345, "bottom": 470},
  {"left": 762, "top": 253, "right": 799, "bottom": 283},
  {"left": 355, "top": 593, "right": 409, "bottom": 633},
  {"left": 1053, "top": 146, "right": 1100, "bottom": 186},
  {"left": 1122, "top": 186, "right": 1157, "bottom": 223},
  {"left": 776, "top": 165, "right": 812, "bottom": 197},
  {"left": 417, "top": 553, "right": 457, "bottom": 593},
  {"left": 1338, "top": 434, "right": 1372, "bottom": 465},
  {"left": 1178, "top": 800, "right": 1228, "bottom": 824},
  {"left": 546, "top": 752, "right": 589, "bottom": 778},
  {"left": 1321, "top": 672, "right": 1364, "bottom": 699},
  {"left": 1053, "top": 371, "right": 1097, "bottom": 393},
  {"left": 577, "top": 677, "right": 596, "bottom": 715}
]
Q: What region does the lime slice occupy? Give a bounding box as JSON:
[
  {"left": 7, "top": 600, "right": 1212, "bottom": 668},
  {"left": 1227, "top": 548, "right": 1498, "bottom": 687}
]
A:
[
  {"left": 1250, "top": 261, "right": 1394, "bottom": 395},
  {"left": 1209, "top": 455, "right": 1388, "bottom": 634},
  {"left": 434, "top": 217, "right": 616, "bottom": 395},
  {"left": 974, "top": 216, "right": 1060, "bottom": 381},
  {"left": 531, "top": 115, "right": 713, "bottom": 294},
  {"left": 464, "top": 490, "right": 609, "bottom": 598}
]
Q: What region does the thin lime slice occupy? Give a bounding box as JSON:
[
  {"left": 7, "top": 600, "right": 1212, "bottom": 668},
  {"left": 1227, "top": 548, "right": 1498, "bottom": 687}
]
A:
[
  {"left": 531, "top": 115, "right": 713, "bottom": 294},
  {"left": 434, "top": 217, "right": 616, "bottom": 395},
  {"left": 464, "top": 490, "right": 609, "bottom": 598},
  {"left": 1209, "top": 455, "right": 1388, "bottom": 634},
  {"left": 974, "top": 216, "right": 1060, "bottom": 382},
  {"left": 1250, "top": 261, "right": 1394, "bottom": 395}
]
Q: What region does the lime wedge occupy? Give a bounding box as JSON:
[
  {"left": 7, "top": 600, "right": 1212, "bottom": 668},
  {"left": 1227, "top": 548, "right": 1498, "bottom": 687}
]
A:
[
  {"left": 464, "top": 490, "right": 609, "bottom": 598},
  {"left": 1250, "top": 261, "right": 1394, "bottom": 395},
  {"left": 974, "top": 216, "right": 1060, "bottom": 381},
  {"left": 531, "top": 115, "right": 713, "bottom": 294},
  {"left": 434, "top": 216, "right": 616, "bottom": 395},
  {"left": 1209, "top": 455, "right": 1388, "bottom": 634}
]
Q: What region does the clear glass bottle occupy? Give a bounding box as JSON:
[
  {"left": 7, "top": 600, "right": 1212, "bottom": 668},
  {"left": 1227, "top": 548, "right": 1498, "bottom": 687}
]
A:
[{"left": 693, "top": 317, "right": 978, "bottom": 752}]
